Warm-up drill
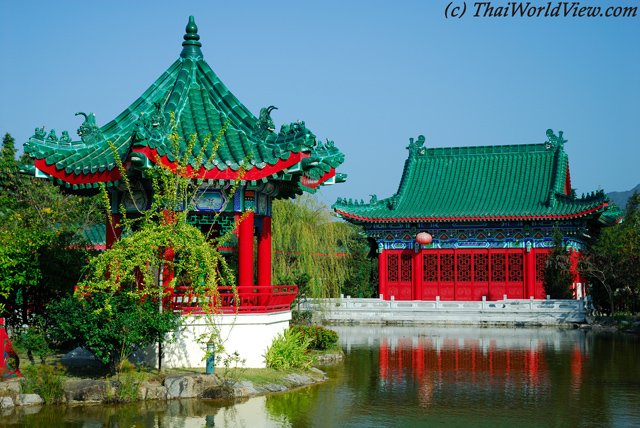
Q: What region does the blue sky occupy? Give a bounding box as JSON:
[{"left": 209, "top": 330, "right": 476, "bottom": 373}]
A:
[{"left": 1, "top": 0, "right": 638, "bottom": 207}]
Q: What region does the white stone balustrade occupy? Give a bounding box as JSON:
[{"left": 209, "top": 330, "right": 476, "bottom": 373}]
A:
[{"left": 302, "top": 297, "right": 587, "bottom": 325}]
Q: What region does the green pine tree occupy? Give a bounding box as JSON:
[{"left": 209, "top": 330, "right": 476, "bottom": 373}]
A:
[{"left": 0, "top": 133, "right": 17, "bottom": 191}]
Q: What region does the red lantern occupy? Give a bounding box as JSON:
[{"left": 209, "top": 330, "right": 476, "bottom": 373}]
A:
[{"left": 416, "top": 232, "right": 432, "bottom": 245}]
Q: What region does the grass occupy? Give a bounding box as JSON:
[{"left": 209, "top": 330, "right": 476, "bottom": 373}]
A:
[
  {"left": 234, "top": 367, "right": 325, "bottom": 387},
  {"left": 12, "top": 349, "right": 330, "bottom": 388}
]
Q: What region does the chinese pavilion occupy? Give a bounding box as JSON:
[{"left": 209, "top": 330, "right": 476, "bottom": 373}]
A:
[
  {"left": 333, "top": 130, "right": 622, "bottom": 301},
  {"left": 21, "top": 16, "right": 345, "bottom": 312}
]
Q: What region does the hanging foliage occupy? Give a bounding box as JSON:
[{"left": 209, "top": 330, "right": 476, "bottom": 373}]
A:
[
  {"left": 80, "top": 122, "right": 238, "bottom": 310},
  {"left": 271, "top": 195, "right": 373, "bottom": 298}
]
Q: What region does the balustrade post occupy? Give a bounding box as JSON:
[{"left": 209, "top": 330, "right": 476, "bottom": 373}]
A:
[
  {"left": 238, "top": 210, "right": 254, "bottom": 287},
  {"left": 257, "top": 215, "right": 272, "bottom": 287}
]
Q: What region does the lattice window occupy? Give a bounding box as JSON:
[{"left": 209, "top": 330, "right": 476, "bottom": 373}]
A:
[
  {"left": 457, "top": 253, "right": 472, "bottom": 282},
  {"left": 423, "top": 253, "right": 438, "bottom": 282},
  {"left": 491, "top": 253, "right": 505, "bottom": 282},
  {"left": 388, "top": 254, "right": 399, "bottom": 283},
  {"left": 400, "top": 254, "right": 412, "bottom": 282},
  {"left": 441, "top": 254, "right": 454, "bottom": 282},
  {"left": 535, "top": 253, "right": 547, "bottom": 283},
  {"left": 474, "top": 253, "right": 488, "bottom": 282},
  {"left": 508, "top": 253, "right": 523, "bottom": 282}
]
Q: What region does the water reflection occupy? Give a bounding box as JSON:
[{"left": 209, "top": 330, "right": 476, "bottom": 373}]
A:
[{"left": 5, "top": 327, "right": 640, "bottom": 427}]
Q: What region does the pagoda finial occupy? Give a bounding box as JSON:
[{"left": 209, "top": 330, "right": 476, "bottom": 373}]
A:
[{"left": 181, "top": 16, "right": 203, "bottom": 59}]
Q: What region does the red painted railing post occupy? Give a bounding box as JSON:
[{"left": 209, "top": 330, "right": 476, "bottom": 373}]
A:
[
  {"left": 379, "top": 248, "right": 387, "bottom": 299},
  {"left": 258, "top": 216, "right": 272, "bottom": 287},
  {"left": 526, "top": 246, "right": 535, "bottom": 299},
  {"left": 238, "top": 210, "right": 254, "bottom": 287}
]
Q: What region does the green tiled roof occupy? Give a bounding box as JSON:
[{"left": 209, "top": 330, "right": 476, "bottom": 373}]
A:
[
  {"left": 334, "top": 130, "right": 619, "bottom": 223},
  {"left": 23, "top": 16, "right": 344, "bottom": 194}
]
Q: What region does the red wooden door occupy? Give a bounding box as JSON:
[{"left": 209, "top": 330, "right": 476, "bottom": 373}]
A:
[
  {"left": 455, "top": 252, "right": 473, "bottom": 300},
  {"left": 506, "top": 250, "right": 525, "bottom": 299},
  {"left": 421, "top": 252, "right": 439, "bottom": 300},
  {"left": 438, "top": 251, "right": 455, "bottom": 300},
  {"left": 472, "top": 251, "right": 490, "bottom": 300},
  {"left": 534, "top": 249, "right": 549, "bottom": 299},
  {"left": 386, "top": 250, "right": 413, "bottom": 300},
  {"left": 489, "top": 252, "right": 507, "bottom": 300}
]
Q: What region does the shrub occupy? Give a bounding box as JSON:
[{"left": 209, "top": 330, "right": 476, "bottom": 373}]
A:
[
  {"left": 264, "top": 329, "right": 314, "bottom": 370},
  {"left": 290, "top": 325, "right": 339, "bottom": 351},
  {"left": 104, "top": 360, "right": 143, "bottom": 403},
  {"left": 48, "top": 292, "right": 181, "bottom": 374},
  {"left": 21, "top": 364, "right": 66, "bottom": 404},
  {"left": 13, "top": 316, "right": 53, "bottom": 365}
]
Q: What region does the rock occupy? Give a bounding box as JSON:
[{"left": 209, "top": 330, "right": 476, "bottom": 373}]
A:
[
  {"left": 61, "top": 347, "right": 105, "bottom": 367},
  {"left": 201, "top": 385, "right": 234, "bottom": 399},
  {"left": 139, "top": 380, "right": 167, "bottom": 401},
  {"left": 579, "top": 324, "right": 592, "bottom": 330},
  {"left": 0, "top": 380, "right": 22, "bottom": 402},
  {"left": 164, "top": 373, "right": 219, "bottom": 399},
  {"left": 283, "top": 374, "right": 312, "bottom": 385},
  {"left": 16, "top": 394, "right": 44, "bottom": 406},
  {"left": 232, "top": 381, "right": 261, "bottom": 396},
  {"left": 620, "top": 320, "right": 630, "bottom": 325},
  {"left": 632, "top": 321, "right": 640, "bottom": 327},
  {"left": 64, "top": 379, "right": 107, "bottom": 403},
  {"left": 235, "top": 381, "right": 254, "bottom": 389},
  {"left": 0, "top": 396, "right": 14, "bottom": 409},
  {"left": 263, "top": 384, "right": 288, "bottom": 392}
]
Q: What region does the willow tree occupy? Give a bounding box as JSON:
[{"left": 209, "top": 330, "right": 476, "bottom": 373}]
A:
[{"left": 272, "top": 194, "right": 361, "bottom": 298}]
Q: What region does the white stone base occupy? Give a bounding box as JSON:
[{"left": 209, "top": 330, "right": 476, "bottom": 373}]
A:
[
  {"left": 303, "top": 297, "right": 587, "bottom": 326},
  {"left": 133, "top": 311, "right": 291, "bottom": 369}
]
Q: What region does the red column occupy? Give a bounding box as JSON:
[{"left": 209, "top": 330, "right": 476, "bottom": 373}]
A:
[
  {"left": 106, "top": 213, "right": 121, "bottom": 249},
  {"left": 257, "top": 216, "right": 272, "bottom": 287},
  {"left": 379, "top": 248, "right": 387, "bottom": 299},
  {"left": 526, "top": 246, "right": 535, "bottom": 299},
  {"left": 238, "top": 211, "right": 254, "bottom": 287},
  {"left": 412, "top": 247, "right": 420, "bottom": 301},
  {"left": 570, "top": 250, "right": 580, "bottom": 298}
]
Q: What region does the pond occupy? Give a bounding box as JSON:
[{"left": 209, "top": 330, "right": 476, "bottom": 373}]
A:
[{"left": 4, "top": 326, "right": 640, "bottom": 427}]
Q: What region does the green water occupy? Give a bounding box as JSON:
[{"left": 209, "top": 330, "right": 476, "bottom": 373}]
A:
[{"left": 3, "top": 326, "right": 640, "bottom": 427}]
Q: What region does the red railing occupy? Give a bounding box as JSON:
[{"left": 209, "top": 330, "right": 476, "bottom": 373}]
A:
[{"left": 170, "top": 285, "right": 298, "bottom": 315}]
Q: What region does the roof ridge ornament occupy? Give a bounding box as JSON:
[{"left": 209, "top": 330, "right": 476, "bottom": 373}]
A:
[
  {"left": 545, "top": 129, "right": 567, "bottom": 150},
  {"left": 181, "top": 16, "right": 203, "bottom": 59},
  {"left": 407, "top": 135, "right": 426, "bottom": 156}
]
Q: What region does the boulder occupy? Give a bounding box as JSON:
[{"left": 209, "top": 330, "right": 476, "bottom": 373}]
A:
[
  {"left": 282, "top": 374, "right": 313, "bottom": 386},
  {"left": 263, "top": 384, "right": 288, "bottom": 392},
  {"left": 164, "top": 373, "right": 219, "bottom": 399},
  {"left": 232, "top": 381, "right": 262, "bottom": 396},
  {"left": 64, "top": 379, "right": 107, "bottom": 403},
  {"left": 201, "top": 385, "right": 234, "bottom": 399},
  {"left": 61, "top": 347, "right": 105, "bottom": 367},
  {"left": 0, "top": 379, "right": 21, "bottom": 402},
  {"left": 0, "top": 396, "right": 14, "bottom": 409},
  {"left": 139, "top": 380, "right": 168, "bottom": 401},
  {"left": 16, "top": 394, "right": 44, "bottom": 406}
]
